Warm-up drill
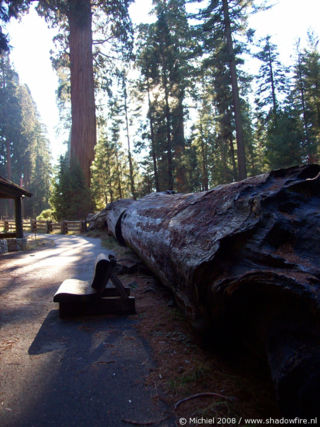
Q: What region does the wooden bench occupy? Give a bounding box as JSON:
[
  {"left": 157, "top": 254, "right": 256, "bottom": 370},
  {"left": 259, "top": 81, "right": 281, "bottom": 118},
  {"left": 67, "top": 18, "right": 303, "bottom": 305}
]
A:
[{"left": 53, "top": 253, "right": 136, "bottom": 317}]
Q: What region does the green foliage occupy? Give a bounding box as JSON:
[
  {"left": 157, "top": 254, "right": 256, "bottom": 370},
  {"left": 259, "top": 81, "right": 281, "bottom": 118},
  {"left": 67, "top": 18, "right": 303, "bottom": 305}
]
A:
[
  {"left": 36, "top": 208, "right": 54, "bottom": 221},
  {"left": 50, "top": 156, "right": 94, "bottom": 220},
  {"left": 90, "top": 90, "right": 142, "bottom": 208},
  {"left": 265, "top": 109, "right": 304, "bottom": 169},
  {"left": 0, "top": 53, "right": 51, "bottom": 217},
  {"left": 194, "top": 0, "right": 258, "bottom": 183},
  {"left": 254, "top": 35, "right": 288, "bottom": 119},
  {"left": 0, "top": 0, "right": 31, "bottom": 52},
  {"left": 133, "top": 2, "right": 319, "bottom": 192},
  {"left": 136, "top": 0, "right": 193, "bottom": 192},
  {"left": 2, "top": 0, "right": 320, "bottom": 201},
  {"left": 290, "top": 34, "right": 320, "bottom": 162},
  {"left": 90, "top": 130, "right": 124, "bottom": 210}
]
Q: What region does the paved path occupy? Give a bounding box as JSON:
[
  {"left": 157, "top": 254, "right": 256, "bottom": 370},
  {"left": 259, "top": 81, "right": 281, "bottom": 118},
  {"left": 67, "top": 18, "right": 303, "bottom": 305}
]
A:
[{"left": 0, "top": 235, "right": 174, "bottom": 427}]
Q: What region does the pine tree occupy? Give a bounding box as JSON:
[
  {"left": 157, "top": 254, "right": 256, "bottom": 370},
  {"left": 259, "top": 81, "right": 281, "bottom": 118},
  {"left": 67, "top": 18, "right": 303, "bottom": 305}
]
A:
[
  {"left": 136, "top": 0, "right": 193, "bottom": 192},
  {"left": 90, "top": 132, "right": 112, "bottom": 210},
  {"left": 91, "top": 90, "right": 139, "bottom": 208},
  {"left": 0, "top": 54, "right": 51, "bottom": 217},
  {"left": 120, "top": 71, "right": 136, "bottom": 199},
  {"left": 265, "top": 108, "right": 304, "bottom": 169},
  {"left": 189, "top": 77, "right": 215, "bottom": 190},
  {"left": 291, "top": 34, "right": 320, "bottom": 162},
  {"left": 50, "top": 155, "right": 93, "bottom": 220},
  {"left": 255, "top": 35, "right": 288, "bottom": 122},
  {"left": 221, "top": 0, "right": 247, "bottom": 180},
  {"left": 0, "top": 55, "right": 22, "bottom": 182},
  {"left": 135, "top": 26, "right": 161, "bottom": 191},
  {"left": 90, "top": 128, "right": 127, "bottom": 209},
  {"left": 198, "top": 0, "right": 258, "bottom": 180}
]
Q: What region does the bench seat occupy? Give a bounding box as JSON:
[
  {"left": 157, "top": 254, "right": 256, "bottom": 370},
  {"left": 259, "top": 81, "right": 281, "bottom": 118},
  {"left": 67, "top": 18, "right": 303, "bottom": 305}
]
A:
[{"left": 53, "top": 253, "right": 136, "bottom": 317}]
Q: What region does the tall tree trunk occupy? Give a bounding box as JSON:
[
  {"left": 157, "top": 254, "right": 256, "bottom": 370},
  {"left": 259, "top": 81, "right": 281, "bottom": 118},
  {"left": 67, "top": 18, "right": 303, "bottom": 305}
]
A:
[
  {"left": 220, "top": 138, "right": 229, "bottom": 182},
  {"left": 172, "top": 93, "right": 187, "bottom": 192},
  {"left": 123, "top": 76, "right": 136, "bottom": 199},
  {"left": 297, "top": 53, "right": 311, "bottom": 158},
  {"left": 115, "top": 148, "right": 123, "bottom": 199},
  {"left": 68, "top": 0, "right": 96, "bottom": 187},
  {"left": 162, "top": 68, "right": 174, "bottom": 190},
  {"left": 222, "top": 0, "right": 247, "bottom": 180},
  {"left": 266, "top": 41, "right": 278, "bottom": 121},
  {"left": 199, "top": 122, "right": 208, "bottom": 191},
  {"left": 147, "top": 81, "right": 160, "bottom": 192},
  {"left": 229, "top": 137, "right": 237, "bottom": 181}
]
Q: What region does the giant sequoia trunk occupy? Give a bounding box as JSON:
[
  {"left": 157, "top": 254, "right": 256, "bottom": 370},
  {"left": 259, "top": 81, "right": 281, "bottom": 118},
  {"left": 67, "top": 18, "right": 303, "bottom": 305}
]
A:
[
  {"left": 103, "top": 165, "right": 320, "bottom": 417},
  {"left": 68, "top": 0, "right": 96, "bottom": 187}
]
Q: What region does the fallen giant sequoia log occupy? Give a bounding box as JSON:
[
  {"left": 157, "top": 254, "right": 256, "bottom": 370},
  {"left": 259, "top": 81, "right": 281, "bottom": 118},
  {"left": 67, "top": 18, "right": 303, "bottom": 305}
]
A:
[{"left": 102, "top": 165, "right": 320, "bottom": 417}]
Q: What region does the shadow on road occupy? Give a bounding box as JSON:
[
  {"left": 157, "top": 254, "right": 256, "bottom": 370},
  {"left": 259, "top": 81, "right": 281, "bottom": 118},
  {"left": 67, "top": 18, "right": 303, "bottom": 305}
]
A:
[
  {"left": 23, "top": 310, "right": 172, "bottom": 426},
  {"left": 0, "top": 235, "right": 174, "bottom": 426}
]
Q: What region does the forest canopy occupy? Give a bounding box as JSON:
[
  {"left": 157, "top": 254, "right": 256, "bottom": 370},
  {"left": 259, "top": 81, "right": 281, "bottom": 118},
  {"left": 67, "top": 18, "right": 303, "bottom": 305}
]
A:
[
  {"left": 89, "top": 0, "right": 320, "bottom": 206},
  {"left": 0, "top": 0, "right": 319, "bottom": 218}
]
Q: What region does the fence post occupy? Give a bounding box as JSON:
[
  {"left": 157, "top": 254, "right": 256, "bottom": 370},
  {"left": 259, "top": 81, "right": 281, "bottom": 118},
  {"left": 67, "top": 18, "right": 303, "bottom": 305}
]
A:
[
  {"left": 61, "top": 220, "right": 68, "bottom": 234},
  {"left": 31, "top": 219, "right": 37, "bottom": 233},
  {"left": 46, "top": 221, "right": 52, "bottom": 234},
  {"left": 81, "top": 220, "right": 87, "bottom": 233}
]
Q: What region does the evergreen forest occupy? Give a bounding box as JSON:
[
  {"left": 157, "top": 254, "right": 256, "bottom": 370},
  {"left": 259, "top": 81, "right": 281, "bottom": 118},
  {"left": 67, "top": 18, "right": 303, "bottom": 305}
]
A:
[
  {"left": 0, "top": 0, "right": 319, "bottom": 219},
  {"left": 0, "top": 54, "right": 51, "bottom": 217}
]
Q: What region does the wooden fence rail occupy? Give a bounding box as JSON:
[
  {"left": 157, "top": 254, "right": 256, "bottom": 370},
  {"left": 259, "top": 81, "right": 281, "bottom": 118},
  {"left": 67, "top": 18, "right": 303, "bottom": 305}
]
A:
[{"left": 0, "top": 219, "right": 88, "bottom": 235}]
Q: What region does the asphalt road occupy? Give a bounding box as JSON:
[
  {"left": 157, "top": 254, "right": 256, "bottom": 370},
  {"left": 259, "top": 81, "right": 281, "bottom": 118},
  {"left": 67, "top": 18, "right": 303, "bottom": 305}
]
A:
[{"left": 0, "top": 235, "right": 174, "bottom": 427}]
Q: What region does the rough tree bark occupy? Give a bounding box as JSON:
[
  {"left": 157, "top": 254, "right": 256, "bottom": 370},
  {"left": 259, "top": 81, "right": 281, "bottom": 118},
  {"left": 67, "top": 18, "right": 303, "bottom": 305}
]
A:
[
  {"left": 103, "top": 165, "right": 320, "bottom": 417},
  {"left": 105, "top": 198, "right": 135, "bottom": 244},
  {"left": 68, "top": 0, "right": 96, "bottom": 187}
]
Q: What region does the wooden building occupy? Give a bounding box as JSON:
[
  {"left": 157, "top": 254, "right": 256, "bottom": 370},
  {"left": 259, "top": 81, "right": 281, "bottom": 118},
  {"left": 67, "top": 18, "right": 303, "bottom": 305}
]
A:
[{"left": 0, "top": 176, "right": 32, "bottom": 239}]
